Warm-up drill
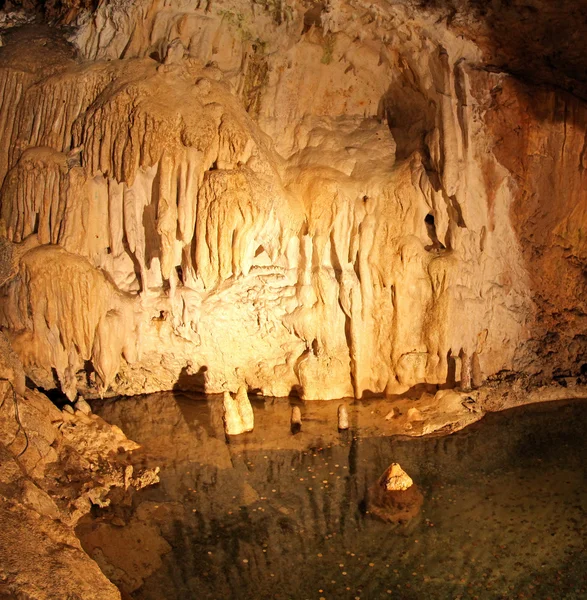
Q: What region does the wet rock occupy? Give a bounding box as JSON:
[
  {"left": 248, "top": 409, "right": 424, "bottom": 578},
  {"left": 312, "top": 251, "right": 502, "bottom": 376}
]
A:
[
  {"left": 367, "top": 463, "right": 423, "bottom": 523},
  {"left": 222, "top": 391, "right": 245, "bottom": 436},
  {"left": 380, "top": 463, "right": 414, "bottom": 491},
  {"left": 290, "top": 406, "right": 302, "bottom": 434},
  {"left": 235, "top": 386, "right": 254, "bottom": 432},
  {"left": 337, "top": 403, "right": 349, "bottom": 430}
]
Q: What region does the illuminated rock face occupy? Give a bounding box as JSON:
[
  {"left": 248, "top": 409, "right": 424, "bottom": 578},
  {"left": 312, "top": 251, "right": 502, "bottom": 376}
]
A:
[
  {"left": 0, "top": 0, "right": 585, "bottom": 400},
  {"left": 379, "top": 463, "right": 413, "bottom": 492}
]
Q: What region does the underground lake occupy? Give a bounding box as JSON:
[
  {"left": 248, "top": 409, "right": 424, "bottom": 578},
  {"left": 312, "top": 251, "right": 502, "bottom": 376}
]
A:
[{"left": 76, "top": 394, "right": 587, "bottom": 600}]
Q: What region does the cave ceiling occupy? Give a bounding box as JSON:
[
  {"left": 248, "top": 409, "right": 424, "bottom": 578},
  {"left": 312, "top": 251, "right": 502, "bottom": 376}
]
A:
[{"left": 2, "top": 0, "right": 587, "bottom": 99}]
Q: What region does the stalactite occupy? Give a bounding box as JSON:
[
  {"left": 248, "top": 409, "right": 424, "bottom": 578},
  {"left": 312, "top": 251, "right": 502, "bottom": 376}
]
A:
[{"left": 0, "top": 7, "right": 541, "bottom": 400}]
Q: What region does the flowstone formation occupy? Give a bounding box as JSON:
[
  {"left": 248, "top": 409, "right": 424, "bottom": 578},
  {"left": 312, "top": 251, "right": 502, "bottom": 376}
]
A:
[{"left": 0, "top": 0, "right": 585, "bottom": 402}]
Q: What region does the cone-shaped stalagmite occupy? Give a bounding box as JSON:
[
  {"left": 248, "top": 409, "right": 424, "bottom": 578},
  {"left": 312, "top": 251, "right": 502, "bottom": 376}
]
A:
[
  {"left": 380, "top": 463, "right": 413, "bottom": 491},
  {"left": 338, "top": 403, "right": 349, "bottom": 430},
  {"left": 235, "top": 385, "right": 254, "bottom": 432},
  {"left": 223, "top": 390, "right": 245, "bottom": 436},
  {"left": 367, "top": 462, "right": 423, "bottom": 523}
]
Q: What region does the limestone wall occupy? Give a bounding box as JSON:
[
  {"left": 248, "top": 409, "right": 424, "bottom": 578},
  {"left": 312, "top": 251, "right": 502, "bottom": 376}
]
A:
[{"left": 0, "top": 0, "right": 583, "bottom": 399}]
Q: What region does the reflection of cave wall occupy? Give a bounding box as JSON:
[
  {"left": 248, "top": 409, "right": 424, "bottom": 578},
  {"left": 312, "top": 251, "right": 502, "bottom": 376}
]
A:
[{"left": 0, "top": 0, "right": 585, "bottom": 399}]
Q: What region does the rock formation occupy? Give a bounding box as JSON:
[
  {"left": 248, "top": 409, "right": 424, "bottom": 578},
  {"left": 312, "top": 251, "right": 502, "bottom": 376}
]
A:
[
  {"left": 367, "top": 462, "right": 423, "bottom": 523},
  {"left": 235, "top": 385, "right": 254, "bottom": 431},
  {"left": 0, "top": 0, "right": 585, "bottom": 403},
  {"left": 380, "top": 462, "right": 414, "bottom": 491},
  {"left": 223, "top": 386, "right": 254, "bottom": 434},
  {"left": 0, "top": 331, "right": 159, "bottom": 599},
  {"left": 290, "top": 405, "right": 302, "bottom": 433},
  {"left": 222, "top": 390, "right": 244, "bottom": 435},
  {"left": 0, "top": 4, "right": 585, "bottom": 597}
]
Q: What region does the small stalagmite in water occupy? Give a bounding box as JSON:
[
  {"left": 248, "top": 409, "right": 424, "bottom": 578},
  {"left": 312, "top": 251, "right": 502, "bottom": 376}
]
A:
[
  {"left": 223, "top": 391, "right": 245, "bottom": 436},
  {"left": 380, "top": 463, "right": 413, "bottom": 490},
  {"left": 235, "top": 385, "right": 254, "bottom": 432},
  {"left": 291, "top": 406, "right": 302, "bottom": 433},
  {"left": 338, "top": 404, "right": 349, "bottom": 430},
  {"left": 367, "top": 462, "right": 423, "bottom": 523}
]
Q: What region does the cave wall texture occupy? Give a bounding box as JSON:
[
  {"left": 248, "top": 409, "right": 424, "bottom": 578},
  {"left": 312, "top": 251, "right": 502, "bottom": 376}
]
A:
[{"left": 0, "top": 0, "right": 586, "bottom": 400}]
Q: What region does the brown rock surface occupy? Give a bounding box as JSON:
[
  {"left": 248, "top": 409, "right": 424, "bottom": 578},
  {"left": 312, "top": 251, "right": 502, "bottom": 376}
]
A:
[
  {"left": 479, "top": 77, "right": 587, "bottom": 379},
  {"left": 0, "top": 334, "right": 158, "bottom": 599}
]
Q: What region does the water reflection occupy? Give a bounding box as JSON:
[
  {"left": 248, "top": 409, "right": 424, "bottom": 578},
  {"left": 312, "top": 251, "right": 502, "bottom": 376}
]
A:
[{"left": 78, "top": 394, "right": 587, "bottom": 600}]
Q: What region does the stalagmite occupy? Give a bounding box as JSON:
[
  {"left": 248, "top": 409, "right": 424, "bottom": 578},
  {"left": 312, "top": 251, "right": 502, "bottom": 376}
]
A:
[
  {"left": 222, "top": 391, "right": 245, "bottom": 436},
  {"left": 235, "top": 385, "right": 254, "bottom": 432},
  {"left": 385, "top": 408, "right": 398, "bottom": 420},
  {"left": 290, "top": 406, "right": 302, "bottom": 434},
  {"left": 460, "top": 351, "right": 472, "bottom": 392},
  {"left": 407, "top": 407, "right": 423, "bottom": 422},
  {"left": 337, "top": 403, "right": 349, "bottom": 430},
  {"left": 367, "top": 462, "right": 423, "bottom": 523},
  {"left": 471, "top": 352, "right": 483, "bottom": 389},
  {"left": 0, "top": 0, "right": 581, "bottom": 404},
  {"left": 380, "top": 463, "right": 414, "bottom": 491}
]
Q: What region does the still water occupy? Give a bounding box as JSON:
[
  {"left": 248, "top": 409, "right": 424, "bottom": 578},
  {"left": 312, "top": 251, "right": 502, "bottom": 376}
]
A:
[{"left": 79, "top": 394, "right": 587, "bottom": 600}]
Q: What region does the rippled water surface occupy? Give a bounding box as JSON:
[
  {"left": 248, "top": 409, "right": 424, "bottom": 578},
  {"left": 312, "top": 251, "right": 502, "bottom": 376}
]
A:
[{"left": 80, "top": 395, "right": 587, "bottom": 600}]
